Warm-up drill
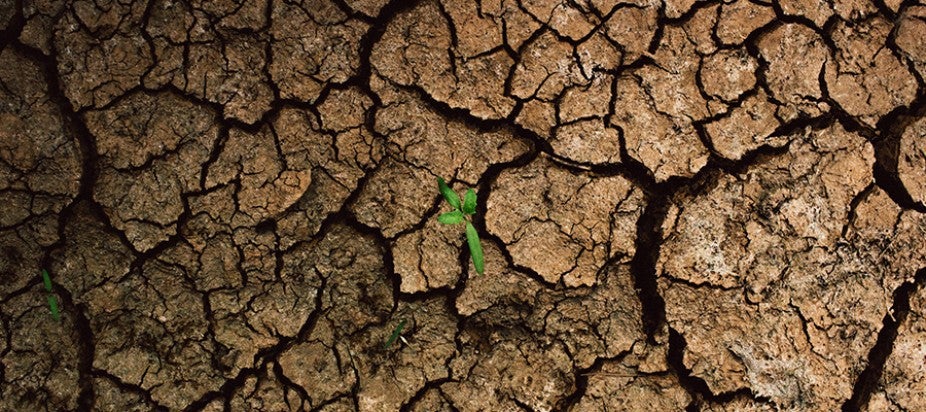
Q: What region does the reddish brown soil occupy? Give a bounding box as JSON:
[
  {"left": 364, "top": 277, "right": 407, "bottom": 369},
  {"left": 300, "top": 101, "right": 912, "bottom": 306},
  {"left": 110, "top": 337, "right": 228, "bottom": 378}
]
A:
[{"left": 2, "top": 0, "right": 926, "bottom": 410}]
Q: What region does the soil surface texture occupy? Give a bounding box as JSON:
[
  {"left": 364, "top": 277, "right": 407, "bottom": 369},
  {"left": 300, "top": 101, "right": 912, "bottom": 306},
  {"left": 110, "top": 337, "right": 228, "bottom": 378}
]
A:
[{"left": 2, "top": 0, "right": 926, "bottom": 411}]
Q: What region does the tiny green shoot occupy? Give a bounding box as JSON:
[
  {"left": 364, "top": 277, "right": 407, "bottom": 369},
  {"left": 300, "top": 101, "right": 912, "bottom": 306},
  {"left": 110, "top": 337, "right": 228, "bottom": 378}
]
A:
[
  {"left": 41, "top": 269, "right": 60, "bottom": 321},
  {"left": 384, "top": 318, "right": 407, "bottom": 348},
  {"left": 437, "top": 178, "right": 485, "bottom": 275}
]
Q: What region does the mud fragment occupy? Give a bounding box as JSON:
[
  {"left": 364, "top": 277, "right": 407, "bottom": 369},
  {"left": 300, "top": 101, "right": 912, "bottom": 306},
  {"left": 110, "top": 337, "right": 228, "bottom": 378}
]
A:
[
  {"left": 716, "top": 0, "right": 775, "bottom": 46},
  {"left": 865, "top": 284, "right": 926, "bottom": 411},
  {"left": 776, "top": 0, "right": 833, "bottom": 28},
  {"left": 699, "top": 48, "right": 758, "bottom": 103},
  {"left": 279, "top": 339, "right": 356, "bottom": 406},
  {"left": 602, "top": 3, "right": 659, "bottom": 64},
  {"left": 205, "top": 102, "right": 371, "bottom": 239},
  {"left": 516, "top": 98, "right": 557, "bottom": 136},
  {"left": 454, "top": 241, "right": 543, "bottom": 315},
  {"left": 353, "top": 299, "right": 457, "bottom": 412},
  {"left": 93, "top": 377, "right": 158, "bottom": 411},
  {"left": 704, "top": 90, "right": 783, "bottom": 160},
  {"left": 54, "top": 8, "right": 151, "bottom": 110},
  {"left": 0, "top": 0, "right": 13, "bottom": 31},
  {"left": 899, "top": 116, "right": 926, "bottom": 207},
  {"left": 143, "top": 0, "right": 276, "bottom": 123},
  {"left": 276, "top": 99, "right": 381, "bottom": 247},
  {"left": 0, "top": 48, "right": 81, "bottom": 297},
  {"left": 228, "top": 367, "right": 303, "bottom": 411},
  {"left": 756, "top": 23, "right": 831, "bottom": 121},
  {"left": 51, "top": 202, "right": 133, "bottom": 307},
  {"left": 551, "top": 118, "right": 622, "bottom": 164},
  {"left": 663, "top": 0, "right": 698, "bottom": 19},
  {"left": 444, "top": 338, "right": 574, "bottom": 411},
  {"left": 270, "top": 0, "right": 368, "bottom": 103},
  {"left": 660, "top": 123, "right": 926, "bottom": 409},
  {"left": 89, "top": 260, "right": 221, "bottom": 410},
  {"left": 574, "top": 353, "right": 691, "bottom": 411},
  {"left": 510, "top": 31, "right": 586, "bottom": 100},
  {"left": 86, "top": 92, "right": 217, "bottom": 252},
  {"left": 393, "top": 216, "right": 462, "bottom": 293},
  {"left": 613, "top": 71, "right": 710, "bottom": 180},
  {"left": 352, "top": 92, "right": 528, "bottom": 237},
  {"left": 0, "top": 289, "right": 81, "bottom": 410},
  {"left": 371, "top": 0, "right": 515, "bottom": 119},
  {"left": 486, "top": 156, "right": 643, "bottom": 286},
  {"left": 407, "top": 388, "right": 455, "bottom": 411},
  {"left": 456, "top": 241, "right": 646, "bottom": 373},
  {"left": 612, "top": 18, "right": 721, "bottom": 180},
  {"left": 18, "top": 0, "right": 67, "bottom": 54},
  {"left": 824, "top": 17, "right": 917, "bottom": 127},
  {"left": 895, "top": 6, "right": 926, "bottom": 81},
  {"left": 702, "top": 396, "right": 777, "bottom": 411},
  {"left": 559, "top": 76, "right": 613, "bottom": 123},
  {"left": 577, "top": 32, "right": 623, "bottom": 73}
]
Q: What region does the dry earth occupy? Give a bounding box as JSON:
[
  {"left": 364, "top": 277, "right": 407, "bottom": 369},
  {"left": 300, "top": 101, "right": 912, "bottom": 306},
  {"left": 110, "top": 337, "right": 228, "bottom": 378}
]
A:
[{"left": 1, "top": 0, "right": 926, "bottom": 411}]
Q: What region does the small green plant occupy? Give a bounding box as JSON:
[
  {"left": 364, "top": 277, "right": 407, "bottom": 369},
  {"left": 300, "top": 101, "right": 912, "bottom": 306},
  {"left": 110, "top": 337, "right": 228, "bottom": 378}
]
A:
[
  {"left": 41, "top": 269, "right": 60, "bottom": 321},
  {"left": 384, "top": 318, "right": 407, "bottom": 348},
  {"left": 436, "top": 177, "right": 485, "bottom": 275}
]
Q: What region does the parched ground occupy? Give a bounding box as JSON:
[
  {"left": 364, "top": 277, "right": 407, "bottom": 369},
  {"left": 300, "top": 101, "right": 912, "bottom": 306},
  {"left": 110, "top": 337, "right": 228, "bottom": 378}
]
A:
[{"left": 2, "top": 0, "right": 926, "bottom": 410}]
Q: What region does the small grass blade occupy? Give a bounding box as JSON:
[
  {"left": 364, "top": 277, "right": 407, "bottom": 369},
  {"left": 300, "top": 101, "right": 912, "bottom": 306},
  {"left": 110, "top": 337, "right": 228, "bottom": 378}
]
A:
[
  {"left": 41, "top": 269, "right": 52, "bottom": 292},
  {"left": 437, "top": 178, "right": 461, "bottom": 209},
  {"left": 438, "top": 210, "right": 464, "bottom": 225},
  {"left": 465, "top": 222, "right": 485, "bottom": 275},
  {"left": 462, "top": 189, "right": 476, "bottom": 215},
  {"left": 42, "top": 270, "right": 60, "bottom": 321},
  {"left": 47, "top": 295, "right": 60, "bottom": 321},
  {"left": 384, "top": 319, "right": 407, "bottom": 348}
]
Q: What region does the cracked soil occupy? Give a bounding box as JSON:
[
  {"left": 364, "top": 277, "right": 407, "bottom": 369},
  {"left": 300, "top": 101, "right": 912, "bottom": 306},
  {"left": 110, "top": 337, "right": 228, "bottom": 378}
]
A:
[{"left": 2, "top": 0, "right": 926, "bottom": 410}]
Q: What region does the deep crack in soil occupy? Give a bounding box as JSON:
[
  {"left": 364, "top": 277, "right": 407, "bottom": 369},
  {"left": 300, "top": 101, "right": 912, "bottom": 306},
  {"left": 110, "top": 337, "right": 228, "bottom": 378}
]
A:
[{"left": 2, "top": 0, "right": 926, "bottom": 410}]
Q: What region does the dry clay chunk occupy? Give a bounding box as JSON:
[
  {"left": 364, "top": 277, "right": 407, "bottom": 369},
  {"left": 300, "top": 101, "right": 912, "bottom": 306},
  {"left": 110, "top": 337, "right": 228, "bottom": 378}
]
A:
[
  {"left": 145, "top": 0, "right": 278, "bottom": 123},
  {"left": 270, "top": 0, "right": 368, "bottom": 103},
  {"left": 54, "top": 2, "right": 151, "bottom": 110},
  {"left": 900, "top": 115, "right": 926, "bottom": 207},
  {"left": 86, "top": 92, "right": 218, "bottom": 252},
  {"left": 613, "top": 23, "right": 712, "bottom": 181},
  {"left": 865, "top": 284, "right": 926, "bottom": 411},
  {"left": 0, "top": 290, "right": 81, "bottom": 410},
  {"left": 0, "top": 48, "right": 81, "bottom": 298},
  {"left": 824, "top": 17, "right": 917, "bottom": 127},
  {"left": 660, "top": 123, "right": 926, "bottom": 410},
  {"left": 486, "top": 156, "right": 643, "bottom": 286},
  {"left": 393, "top": 216, "right": 464, "bottom": 293},
  {"left": 756, "top": 23, "right": 830, "bottom": 120},
  {"left": 895, "top": 6, "right": 926, "bottom": 81},
  {"left": 281, "top": 298, "right": 455, "bottom": 411},
  {"left": 352, "top": 92, "right": 528, "bottom": 237},
  {"left": 458, "top": 240, "right": 645, "bottom": 368},
  {"left": 371, "top": 0, "right": 514, "bottom": 119}
]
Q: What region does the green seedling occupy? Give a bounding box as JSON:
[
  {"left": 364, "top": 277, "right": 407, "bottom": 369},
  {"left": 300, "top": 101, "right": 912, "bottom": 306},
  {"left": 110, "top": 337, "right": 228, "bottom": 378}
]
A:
[
  {"left": 384, "top": 318, "right": 407, "bottom": 348},
  {"left": 41, "top": 269, "right": 60, "bottom": 321},
  {"left": 436, "top": 177, "right": 485, "bottom": 275}
]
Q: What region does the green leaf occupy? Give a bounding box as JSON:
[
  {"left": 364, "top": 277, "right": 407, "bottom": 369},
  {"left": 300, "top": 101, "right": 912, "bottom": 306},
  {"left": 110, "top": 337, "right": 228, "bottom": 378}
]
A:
[
  {"left": 465, "top": 222, "right": 485, "bottom": 275},
  {"left": 41, "top": 269, "right": 52, "bottom": 292},
  {"left": 47, "top": 295, "right": 60, "bottom": 321},
  {"left": 41, "top": 270, "right": 60, "bottom": 321},
  {"left": 384, "top": 319, "right": 407, "bottom": 348},
  {"left": 437, "top": 177, "right": 461, "bottom": 209},
  {"left": 438, "top": 210, "right": 464, "bottom": 225},
  {"left": 462, "top": 189, "right": 477, "bottom": 215}
]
